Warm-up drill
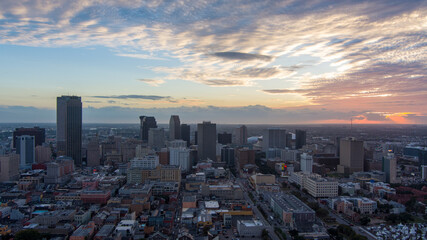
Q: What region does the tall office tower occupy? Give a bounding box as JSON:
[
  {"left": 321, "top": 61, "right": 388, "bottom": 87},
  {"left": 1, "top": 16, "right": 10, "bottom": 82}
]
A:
[
  {"left": 169, "top": 147, "right": 191, "bottom": 172},
  {"left": 194, "top": 131, "right": 198, "bottom": 145},
  {"left": 337, "top": 138, "right": 364, "bottom": 174},
  {"left": 262, "top": 128, "right": 287, "bottom": 151},
  {"left": 0, "top": 154, "right": 20, "bottom": 181},
  {"left": 140, "top": 116, "right": 157, "bottom": 142},
  {"left": 169, "top": 115, "right": 181, "bottom": 140},
  {"left": 87, "top": 138, "right": 100, "bottom": 167},
  {"left": 221, "top": 147, "right": 235, "bottom": 168},
  {"left": 148, "top": 128, "right": 165, "bottom": 151},
  {"left": 295, "top": 130, "right": 306, "bottom": 149},
  {"left": 57, "top": 95, "right": 82, "bottom": 166},
  {"left": 382, "top": 153, "right": 398, "bottom": 183},
  {"left": 197, "top": 121, "right": 217, "bottom": 161},
  {"left": 16, "top": 135, "right": 35, "bottom": 169},
  {"left": 13, "top": 127, "right": 45, "bottom": 148},
  {"left": 181, "top": 124, "right": 191, "bottom": 147},
  {"left": 218, "top": 132, "right": 232, "bottom": 145},
  {"left": 234, "top": 125, "right": 248, "bottom": 145},
  {"left": 335, "top": 137, "right": 341, "bottom": 157},
  {"left": 285, "top": 133, "right": 293, "bottom": 149},
  {"left": 300, "top": 153, "right": 313, "bottom": 173},
  {"left": 35, "top": 144, "right": 52, "bottom": 163},
  {"left": 236, "top": 149, "right": 255, "bottom": 169}
]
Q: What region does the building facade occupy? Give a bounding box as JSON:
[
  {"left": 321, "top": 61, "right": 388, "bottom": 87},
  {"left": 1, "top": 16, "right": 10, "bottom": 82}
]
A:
[
  {"left": 140, "top": 116, "right": 157, "bottom": 142},
  {"left": 338, "top": 138, "right": 364, "bottom": 174},
  {"left": 169, "top": 115, "right": 181, "bottom": 140},
  {"left": 197, "top": 121, "right": 216, "bottom": 161},
  {"left": 16, "top": 135, "right": 35, "bottom": 168},
  {"left": 57, "top": 95, "right": 82, "bottom": 166}
]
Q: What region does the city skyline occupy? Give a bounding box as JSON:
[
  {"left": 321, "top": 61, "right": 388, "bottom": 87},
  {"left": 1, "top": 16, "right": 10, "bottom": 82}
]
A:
[{"left": 0, "top": 0, "right": 426, "bottom": 124}]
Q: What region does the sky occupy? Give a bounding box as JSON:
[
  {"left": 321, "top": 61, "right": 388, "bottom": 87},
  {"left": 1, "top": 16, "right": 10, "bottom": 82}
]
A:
[{"left": 0, "top": 0, "right": 426, "bottom": 124}]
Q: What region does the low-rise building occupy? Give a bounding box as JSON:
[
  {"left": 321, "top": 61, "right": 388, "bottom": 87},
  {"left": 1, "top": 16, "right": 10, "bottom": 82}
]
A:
[
  {"left": 332, "top": 197, "right": 377, "bottom": 215},
  {"left": 305, "top": 176, "right": 338, "bottom": 198},
  {"left": 338, "top": 182, "right": 360, "bottom": 196},
  {"left": 115, "top": 220, "right": 138, "bottom": 237},
  {"left": 237, "top": 219, "right": 264, "bottom": 237},
  {"left": 201, "top": 184, "right": 243, "bottom": 200},
  {"left": 70, "top": 222, "right": 96, "bottom": 240},
  {"left": 266, "top": 192, "right": 315, "bottom": 230},
  {"left": 74, "top": 210, "right": 91, "bottom": 224}
]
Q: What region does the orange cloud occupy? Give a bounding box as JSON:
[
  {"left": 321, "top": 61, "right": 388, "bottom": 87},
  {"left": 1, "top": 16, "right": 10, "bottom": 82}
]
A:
[{"left": 385, "top": 112, "right": 416, "bottom": 124}]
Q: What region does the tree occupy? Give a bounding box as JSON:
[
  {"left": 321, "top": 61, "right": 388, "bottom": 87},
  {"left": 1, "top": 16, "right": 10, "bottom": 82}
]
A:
[
  {"left": 316, "top": 208, "right": 329, "bottom": 219},
  {"left": 360, "top": 216, "right": 371, "bottom": 226},
  {"left": 289, "top": 229, "right": 299, "bottom": 237},
  {"left": 15, "top": 229, "right": 41, "bottom": 240},
  {"left": 307, "top": 202, "right": 320, "bottom": 211},
  {"left": 262, "top": 229, "right": 269, "bottom": 240},
  {"left": 202, "top": 225, "right": 211, "bottom": 236}
]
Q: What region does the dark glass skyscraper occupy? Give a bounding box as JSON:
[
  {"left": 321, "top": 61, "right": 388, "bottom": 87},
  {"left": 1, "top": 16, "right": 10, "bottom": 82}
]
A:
[
  {"left": 197, "top": 121, "right": 216, "bottom": 161},
  {"left": 295, "top": 129, "right": 307, "bottom": 149},
  {"left": 218, "top": 132, "right": 232, "bottom": 145},
  {"left": 57, "top": 96, "right": 82, "bottom": 166},
  {"left": 181, "top": 124, "right": 190, "bottom": 147},
  {"left": 169, "top": 115, "right": 181, "bottom": 140},
  {"left": 140, "top": 116, "right": 157, "bottom": 141}
]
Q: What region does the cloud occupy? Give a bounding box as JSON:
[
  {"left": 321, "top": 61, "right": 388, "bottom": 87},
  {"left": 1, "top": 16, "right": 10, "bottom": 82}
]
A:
[
  {"left": 262, "top": 89, "right": 306, "bottom": 94},
  {"left": 210, "top": 52, "right": 273, "bottom": 61},
  {"left": 137, "top": 78, "right": 165, "bottom": 86},
  {"left": 116, "top": 53, "right": 167, "bottom": 60},
  {"left": 2, "top": 104, "right": 425, "bottom": 124},
  {"left": 92, "top": 94, "right": 173, "bottom": 101},
  {"left": 202, "top": 79, "right": 247, "bottom": 86},
  {"left": 0, "top": 0, "right": 425, "bottom": 113}
]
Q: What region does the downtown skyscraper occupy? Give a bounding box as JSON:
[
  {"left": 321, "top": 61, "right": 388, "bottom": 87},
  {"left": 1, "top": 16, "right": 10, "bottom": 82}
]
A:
[
  {"left": 140, "top": 116, "right": 157, "bottom": 142},
  {"left": 169, "top": 115, "right": 181, "bottom": 140},
  {"left": 57, "top": 96, "right": 82, "bottom": 166},
  {"left": 197, "top": 121, "right": 217, "bottom": 161}
]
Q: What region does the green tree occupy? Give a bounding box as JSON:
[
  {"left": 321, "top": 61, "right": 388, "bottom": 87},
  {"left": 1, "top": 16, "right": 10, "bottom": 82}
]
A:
[
  {"left": 307, "top": 202, "right": 320, "bottom": 211},
  {"left": 262, "top": 229, "right": 270, "bottom": 240},
  {"left": 316, "top": 208, "right": 329, "bottom": 219},
  {"left": 289, "top": 229, "right": 299, "bottom": 237},
  {"left": 202, "top": 225, "right": 211, "bottom": 236},
  {"left": 15, "top": 229, "right": 41, "bottom": 240},
  {"left": 359, "top": 216, "right": 371, "bottom": 226}
]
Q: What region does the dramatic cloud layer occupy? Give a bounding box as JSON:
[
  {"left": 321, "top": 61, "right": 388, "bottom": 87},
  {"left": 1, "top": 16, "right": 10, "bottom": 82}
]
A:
[
  {"left": 2, "top": 105, "right": 426, "bottom": 124},
  {"left": 210, "top": 52, "right": 273, "bottom": 61},
  {"left": 0, "top": 0, "right": 426, "bottom": 123}
]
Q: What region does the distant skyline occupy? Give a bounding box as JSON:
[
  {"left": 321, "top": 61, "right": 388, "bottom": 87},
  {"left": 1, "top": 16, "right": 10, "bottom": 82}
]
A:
[{"left": 0, "top": 0, "right": 426, "bottom": 124}]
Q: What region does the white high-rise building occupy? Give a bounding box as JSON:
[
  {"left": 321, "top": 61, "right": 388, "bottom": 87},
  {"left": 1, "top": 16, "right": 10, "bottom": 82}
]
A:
[
  {"left": 300, "top": 153, "right": 313, "bottom": 173},
  {"left": 16, "top": 135, "right": 35, "bottom": 169},
  {"left": 169, "top": 147, "right": 191, "bottom": 172}
]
